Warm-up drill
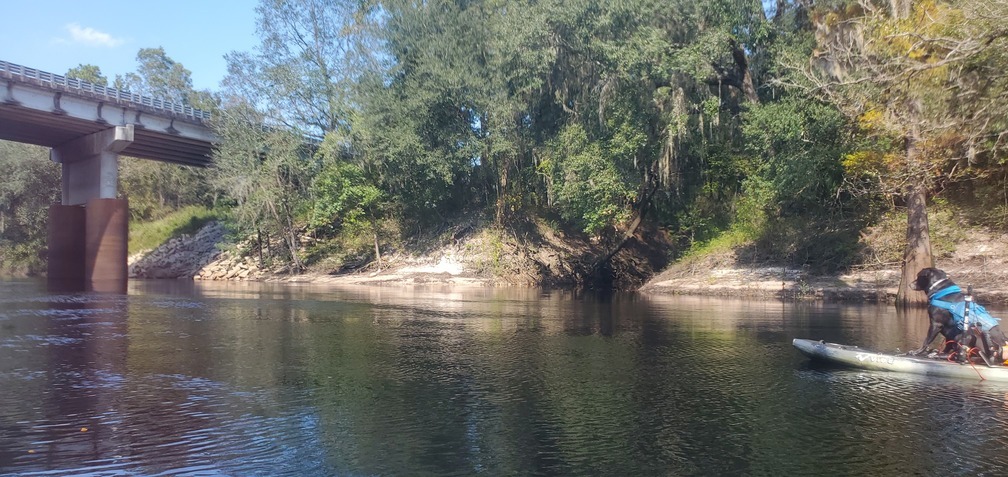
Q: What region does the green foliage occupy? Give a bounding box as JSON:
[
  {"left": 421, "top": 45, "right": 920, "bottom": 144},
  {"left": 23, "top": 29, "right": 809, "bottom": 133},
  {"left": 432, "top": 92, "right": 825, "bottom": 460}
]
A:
[
  {"left": 350, "top": 0, "right": 496, "bottom": 221},
  {"left": 210, "top": 102, "right": 314, "bottom": 270},
  {"left": 112, "top": 47, "right": 217, "bottom": 220},
  {"left": 349, "top": 76, "right": 471, "bottom": 220},
  {"left": 310, "top": 134, "right": 384, "bottom": 234},
  {"left": 539, "top": 124, "right": 637, "bottom": 235},
  {"left": 0, "top": 141, "right": 59, "bottom": 274},
  {"left": 732, "top": 176, "right": 774, "bottom": 240},
  {"left": 301, "top": 216, "right": 399, "bottom": 272},
  {"left": 807, "top": 0, "right": 1008, "bottom": 198},
  {"left": 944, "top": 175, "right": 1008, "bottom": 229},
  {"left": 118, "top": 47, "right": 194, "bottom": 104},
  {"left": 0, "top": 0, "right": 984, "bottom": 285},
  {"left": 461, "top": 226, "right": 512, "bottom": 278},
  {"left": 128, "top": 206, "right": 219, "bottom": 254},
  {"left": 756, "top": 214, "right": 865, "bottom": 272},
  {"left": 925, "top": 202, "right": 967, "bottom": 260},
  {"left": 224, "top": 0, "right": 367, "bottom": 134},
  {"left": 215, "top": 0, "right": 380, "bottom": 270},
  {"left": 65, "top": 64, "right": 108, "bottom": 86},
  {"left": 742, "top": 98, "right": 848, "bottom": 213},
  {"left": 120, "top": 158, "right": 214, "bottom": 221},
  {"left": 681, "top": 227, "right": 753, "bottom": 262}
]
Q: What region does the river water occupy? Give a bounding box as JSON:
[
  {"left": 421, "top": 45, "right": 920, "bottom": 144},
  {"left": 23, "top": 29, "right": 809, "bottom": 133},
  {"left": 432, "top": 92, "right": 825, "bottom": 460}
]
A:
[{"left": 2, "top": 279, "right": 1008, "bottom": 476}]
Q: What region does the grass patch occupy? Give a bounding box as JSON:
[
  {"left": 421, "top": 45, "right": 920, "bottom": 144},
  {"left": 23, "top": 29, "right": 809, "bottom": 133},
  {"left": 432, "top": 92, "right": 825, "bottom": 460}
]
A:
[
  {"left": 467, "top": 227, "right": 509, "bottom": 277},
  {"left": 678, "top": 227, "right": 754, "bottom": 263},
  {"left": 672, "top": 208, "right": 867, "bottom": 273},
  {"left": 129, "top": 206, "right": 220, "bottom": 254},
  {"left": 858, "top": 201, "right": 966, "bottom": 267}
]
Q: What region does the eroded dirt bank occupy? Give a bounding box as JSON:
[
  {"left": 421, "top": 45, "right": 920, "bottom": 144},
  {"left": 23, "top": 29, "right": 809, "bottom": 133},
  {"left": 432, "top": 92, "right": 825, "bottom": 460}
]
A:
[
  {"left": 129, "top": 220, "right": 672, "bottom": 290},
  {"left": 130, "top": 221, "right": 1008, "bottom": 304}
]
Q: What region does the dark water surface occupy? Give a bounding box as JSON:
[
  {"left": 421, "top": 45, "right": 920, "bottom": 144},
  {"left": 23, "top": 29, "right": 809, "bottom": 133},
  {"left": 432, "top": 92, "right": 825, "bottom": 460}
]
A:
[{"left": 2, "top": 279, "right": 1008, "bottom": 476}]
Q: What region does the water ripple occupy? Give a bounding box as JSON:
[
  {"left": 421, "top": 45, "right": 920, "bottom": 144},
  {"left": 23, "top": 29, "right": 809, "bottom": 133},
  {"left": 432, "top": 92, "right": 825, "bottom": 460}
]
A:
[{"left": 5, "top": 284, "right": 1008, "bottom": 475}]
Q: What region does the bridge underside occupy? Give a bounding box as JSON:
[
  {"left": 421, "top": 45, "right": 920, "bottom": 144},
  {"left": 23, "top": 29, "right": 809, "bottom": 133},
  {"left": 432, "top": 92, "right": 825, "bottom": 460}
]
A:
[{"left": 0, "top": 94, "right": 213, "bottom": 167}]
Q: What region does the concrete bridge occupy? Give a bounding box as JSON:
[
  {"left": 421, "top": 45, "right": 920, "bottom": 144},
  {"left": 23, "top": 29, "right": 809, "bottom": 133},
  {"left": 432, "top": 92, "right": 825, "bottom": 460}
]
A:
[{"left": 0, "top": 60, "right": 215, "bottom": 292}]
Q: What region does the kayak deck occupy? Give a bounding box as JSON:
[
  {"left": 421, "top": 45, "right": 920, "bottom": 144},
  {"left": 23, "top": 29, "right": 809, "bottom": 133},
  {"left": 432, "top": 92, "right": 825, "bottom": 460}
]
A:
[{"left": 793, "top": 338, "right": 1008, "bottom": 382}]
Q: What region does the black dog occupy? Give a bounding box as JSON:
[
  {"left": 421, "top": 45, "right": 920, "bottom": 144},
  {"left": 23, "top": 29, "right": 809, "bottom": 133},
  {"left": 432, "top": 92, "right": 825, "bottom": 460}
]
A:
[{"left": 909, "top": 267, "right": 1007, "bottom": 365}]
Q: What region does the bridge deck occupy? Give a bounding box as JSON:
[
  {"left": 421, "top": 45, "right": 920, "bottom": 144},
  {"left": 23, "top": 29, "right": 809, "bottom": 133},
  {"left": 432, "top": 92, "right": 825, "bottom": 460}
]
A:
[{"left": 1, "top": 60, "right": 214, "bottom": 167}]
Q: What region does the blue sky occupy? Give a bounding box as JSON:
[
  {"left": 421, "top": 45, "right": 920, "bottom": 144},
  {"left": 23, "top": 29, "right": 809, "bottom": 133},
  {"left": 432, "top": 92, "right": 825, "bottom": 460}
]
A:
[{"left": 0, "top": 1, "right": 260, "bottom": 91}]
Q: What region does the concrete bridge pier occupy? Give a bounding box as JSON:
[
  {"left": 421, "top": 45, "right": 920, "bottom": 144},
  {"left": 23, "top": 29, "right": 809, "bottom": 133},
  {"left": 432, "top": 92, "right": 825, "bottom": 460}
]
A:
[
  {"left": 46, "top": 204, "right": 85, "bottom": 291},
  {"left": 47, "top": 126, "right": 132, "bottom": 293}
]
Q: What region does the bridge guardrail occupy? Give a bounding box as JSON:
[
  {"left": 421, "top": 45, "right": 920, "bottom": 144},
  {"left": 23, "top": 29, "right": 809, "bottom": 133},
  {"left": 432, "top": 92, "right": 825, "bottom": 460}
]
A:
[{"left": 0, "top": 60, "right": 211, "bottom": 121}]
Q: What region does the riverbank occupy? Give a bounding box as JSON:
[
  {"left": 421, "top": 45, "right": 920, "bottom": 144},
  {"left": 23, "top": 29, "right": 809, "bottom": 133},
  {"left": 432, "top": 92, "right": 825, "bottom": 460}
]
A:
[
  {"left": 129, "top": 219, "right": 651, "bottom": 289},
  {"left": 128, "top": 221, "right": 1008, "bottom": 304},
  {"left": 640, "top": 226, "right": 1008, "bottom": 304}
]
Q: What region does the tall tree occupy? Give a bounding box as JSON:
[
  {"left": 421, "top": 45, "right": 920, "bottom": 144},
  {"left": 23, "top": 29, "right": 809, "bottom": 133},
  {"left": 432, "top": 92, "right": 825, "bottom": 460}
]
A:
[
  {"left": 118, "top": 47, "right": 194, "bottom": 104},
  {"left": 65, "top": 64, "right": 108, "bottom": 86},
  {"left": 311, "top": 133, "right": 386, "bottom": 266},
  {"left": 508, "top": 0, "right": 778, "bottom": 242},
  {"left": 114, "top": 47, "right": 216, "bottom": 219},
  {"left": 211, "top": 102, "right": 311, "bottom": 271},
  {"left": 223, "top": 0, "right": 372, "bottom": 134},
  {"left": 214, "top": 0, "right": 374, "bottom": 270},
  {"left": 352, "top": 0, "right": 493, "bottom": 222},
  {"left": 356, "top": 0, "right": 791, "bottom": 246},
  {"left": 804, "top": 0, "right": 1008, "bottom": 305}
]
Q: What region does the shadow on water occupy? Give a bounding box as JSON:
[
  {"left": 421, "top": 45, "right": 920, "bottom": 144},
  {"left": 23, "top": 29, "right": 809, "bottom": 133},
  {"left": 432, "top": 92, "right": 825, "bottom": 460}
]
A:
[
  {"left": 1, "top": 279, "right": 1008, "bottom": 475},
  {"left": 0, "top": 289, "right": 128, "bottom": 471}
]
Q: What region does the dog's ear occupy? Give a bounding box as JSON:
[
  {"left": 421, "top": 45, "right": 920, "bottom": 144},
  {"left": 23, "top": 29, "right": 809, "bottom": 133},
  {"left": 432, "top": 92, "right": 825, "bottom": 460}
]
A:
[
  {"left": 927, "top": 268, "right": 948, "bottom": 286},
  {"left": 910, "top": 267, "right": 936, "bottom": 291}
]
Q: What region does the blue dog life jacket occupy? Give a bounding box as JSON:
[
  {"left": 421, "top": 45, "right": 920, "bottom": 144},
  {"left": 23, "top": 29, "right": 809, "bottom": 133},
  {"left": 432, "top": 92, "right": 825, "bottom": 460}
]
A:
[{"left": 929, "top": 285, "right": 1001, "bottom": 332}]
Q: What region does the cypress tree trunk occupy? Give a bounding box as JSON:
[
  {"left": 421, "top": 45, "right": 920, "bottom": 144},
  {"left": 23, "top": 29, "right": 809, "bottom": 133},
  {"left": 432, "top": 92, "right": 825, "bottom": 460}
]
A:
[
  {"left": 897, "top": 185, "right": 932, "bottom": 307},
  {"left": 895, "top": 105, "right": 931, "bottom": 306},
  {"left": 896, "top": 126, "right": 933, "bottom": 307}
]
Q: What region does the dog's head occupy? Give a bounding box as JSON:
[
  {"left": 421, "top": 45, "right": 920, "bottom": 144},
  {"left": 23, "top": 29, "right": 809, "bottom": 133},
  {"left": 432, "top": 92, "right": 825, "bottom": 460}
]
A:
[{"left": 910, "top": 267, "right": 949, "bottom": 292}]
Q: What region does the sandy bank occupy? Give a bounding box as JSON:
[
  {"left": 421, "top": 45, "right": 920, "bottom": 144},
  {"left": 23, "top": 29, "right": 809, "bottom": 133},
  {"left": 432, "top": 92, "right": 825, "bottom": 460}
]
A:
[{"left": 129, "top": 221, "right": 1008, "bottom": 304}]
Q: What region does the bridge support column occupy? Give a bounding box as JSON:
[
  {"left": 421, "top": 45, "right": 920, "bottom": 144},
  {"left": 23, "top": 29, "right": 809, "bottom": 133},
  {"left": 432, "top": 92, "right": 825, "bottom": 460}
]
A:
[
  {"left": 47, "top": 204, "right": 85, "bottom": 292},
  {"left": 51, "top": 125, "right": 133, "bottom": 206},
  {"left": 47, "top": 126, "right": 133, "bottom": 293},
  {"left": 85, "top": 198, "right": 128, "bottom": 293}
]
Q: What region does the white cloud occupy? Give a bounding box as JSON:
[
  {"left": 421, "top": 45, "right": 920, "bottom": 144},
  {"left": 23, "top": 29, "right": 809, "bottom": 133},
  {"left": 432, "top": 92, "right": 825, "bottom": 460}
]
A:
[{"left": 58, "top": 23, "right": 125, "bottom": 48}]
